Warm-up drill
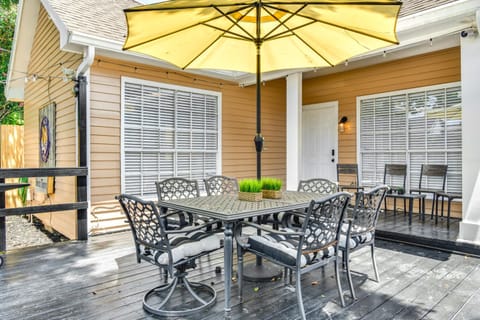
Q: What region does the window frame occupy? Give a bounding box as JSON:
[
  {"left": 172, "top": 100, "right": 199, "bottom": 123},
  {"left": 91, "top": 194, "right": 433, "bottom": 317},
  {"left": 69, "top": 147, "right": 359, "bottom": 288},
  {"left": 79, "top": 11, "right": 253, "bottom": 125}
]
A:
[
  {"left": 120, "top": 76, "right": 222, "bottom": 198},
  {"left": 356, "top": 81, "right": 462, "bottom": 194}
]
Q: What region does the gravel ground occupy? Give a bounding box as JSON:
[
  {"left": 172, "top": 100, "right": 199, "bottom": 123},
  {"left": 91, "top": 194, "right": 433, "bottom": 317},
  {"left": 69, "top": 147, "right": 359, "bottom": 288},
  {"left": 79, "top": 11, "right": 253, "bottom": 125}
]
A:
[{"left": 6, "top": 215, "right": 67, "bottom": 250}]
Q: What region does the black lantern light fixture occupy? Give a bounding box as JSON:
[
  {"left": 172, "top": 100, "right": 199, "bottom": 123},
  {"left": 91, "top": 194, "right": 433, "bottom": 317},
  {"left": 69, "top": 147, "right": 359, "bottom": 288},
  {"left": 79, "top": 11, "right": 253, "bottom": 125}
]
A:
[{"left": 339, "top": 116, "right": 348, "bottom": 133}]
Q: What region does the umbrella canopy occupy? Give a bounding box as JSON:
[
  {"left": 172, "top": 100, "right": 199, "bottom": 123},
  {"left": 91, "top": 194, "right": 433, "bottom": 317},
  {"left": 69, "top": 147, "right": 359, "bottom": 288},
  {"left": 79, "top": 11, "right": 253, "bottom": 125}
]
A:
[{"left": 123, "top": 0, "right": 401, "bottom": 178}]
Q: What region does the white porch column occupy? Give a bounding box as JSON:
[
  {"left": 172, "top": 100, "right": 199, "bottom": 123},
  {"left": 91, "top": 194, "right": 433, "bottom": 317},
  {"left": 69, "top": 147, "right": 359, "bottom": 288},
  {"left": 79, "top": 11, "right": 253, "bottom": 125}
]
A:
[
  {"left": 286, "top": 73, "right": 302, "bottom": 191},
  {"left": 458, "top": 13, "right": 480, "bottom": 245}
]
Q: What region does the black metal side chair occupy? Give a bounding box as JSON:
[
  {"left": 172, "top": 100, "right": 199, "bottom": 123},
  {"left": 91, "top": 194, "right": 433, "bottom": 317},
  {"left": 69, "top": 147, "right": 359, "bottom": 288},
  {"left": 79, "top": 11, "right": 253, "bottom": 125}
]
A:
[
  {"left": 204, "top": 175, "right": 238, "bottom": 196},
  {"left": 409, "top": 164, "right": 448, "bottom": 219},
  {"left": 235, "top": 192, "right": 352, "bottom": 320},
  {"left": 117, "top": 194, "right": 222, "bottom": 317},
  {"left": 339, "top": 185, "right": 389, "bottom": 300},
  {"left": 155, "top": 177, "right": 200, "bottom": 228}
]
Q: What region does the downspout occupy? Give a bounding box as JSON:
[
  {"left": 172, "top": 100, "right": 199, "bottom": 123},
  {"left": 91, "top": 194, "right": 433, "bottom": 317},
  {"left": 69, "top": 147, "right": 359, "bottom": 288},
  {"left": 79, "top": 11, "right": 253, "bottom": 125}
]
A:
[{"left": 75, "top": 45, "right": 94, "bottom": 240}]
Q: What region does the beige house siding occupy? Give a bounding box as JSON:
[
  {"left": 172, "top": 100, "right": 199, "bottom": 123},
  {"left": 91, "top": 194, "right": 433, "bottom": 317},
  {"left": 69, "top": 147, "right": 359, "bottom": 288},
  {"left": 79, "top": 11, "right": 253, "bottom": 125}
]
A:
[
  {"left": 23, "top": 6, "right": 82, "bottom": 239},
  {"left": 1, "top": 125, "right": 24, "bottom": 208},
  {"left": 303, "top": 47, "right": 461, "bottom": 217},
  {"left": 89, "top": 57, "right": 286, "bottom": 206}
]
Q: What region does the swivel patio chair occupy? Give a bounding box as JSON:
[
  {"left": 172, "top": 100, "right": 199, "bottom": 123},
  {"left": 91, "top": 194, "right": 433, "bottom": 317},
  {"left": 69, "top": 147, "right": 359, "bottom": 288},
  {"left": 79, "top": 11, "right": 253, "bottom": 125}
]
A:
[
  {"left": 117, "top": 194, "right": 222, "bottom": 317},
  {"left": 340, "top": 185, "right": 389, "bottom": 300},
  {"left": 235, "top": 192, "right": 352, "bottom": 320},
  {"left": 204, "top": 175, "right": 238, "bottom": 196},
  {"left": 409, "top": 164, "right": 448, "bottom": 220}
]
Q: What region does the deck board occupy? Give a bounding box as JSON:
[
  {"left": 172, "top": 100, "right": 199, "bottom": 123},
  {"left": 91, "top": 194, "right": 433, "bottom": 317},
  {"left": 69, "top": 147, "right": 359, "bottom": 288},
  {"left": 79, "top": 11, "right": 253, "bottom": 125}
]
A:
[{"left": 1, "top": 231, "right": 479, "bottom": 320}]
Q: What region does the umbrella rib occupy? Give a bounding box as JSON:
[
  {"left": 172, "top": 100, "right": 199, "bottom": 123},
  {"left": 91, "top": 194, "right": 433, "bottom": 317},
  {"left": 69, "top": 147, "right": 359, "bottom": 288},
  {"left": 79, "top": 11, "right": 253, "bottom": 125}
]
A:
[
  {"left": 182, "top": 6, "right": 257, "bottom": 69},
  {"left": 211, "top": 5, "right": 257, "bottom": 41},
  {"left": 123, "top": 4, "right": 256, "bottom": 50},
  {"left": 261, "top": 4, "right": 307, "bottom": 41},
  {"left": 264, "top": 4, "right": 400, "bottom": 45}
]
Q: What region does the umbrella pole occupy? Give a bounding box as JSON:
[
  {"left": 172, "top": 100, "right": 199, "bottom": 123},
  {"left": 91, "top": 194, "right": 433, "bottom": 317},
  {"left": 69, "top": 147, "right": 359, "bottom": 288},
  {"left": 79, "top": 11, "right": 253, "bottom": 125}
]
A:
[
  {"left": 245, "top": 28, "right": 282, "bottom": 282},
  {"left": 254, "top": 47, "right": 263, "bottom": 180}
]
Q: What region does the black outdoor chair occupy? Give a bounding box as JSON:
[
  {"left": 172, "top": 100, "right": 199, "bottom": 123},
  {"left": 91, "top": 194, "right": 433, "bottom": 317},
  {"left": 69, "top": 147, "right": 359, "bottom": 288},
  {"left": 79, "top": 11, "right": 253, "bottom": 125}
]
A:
[
  {"left": 383, "top": 164, "right": 407, "bottom": 213},
  {"left": 235, "top": 192, "right": 352, "bottom": 320},
  {"left": 155, "top": 177, "right": 201, "bottom": 228},
  {"left": 117, "top": 194, "right": 222, "bottom": 317},
  {"left": 298, "top": 178, "right": 339, "bottom": 194},
  {"left": 337, "top": 164, "right": 364, "bottom": 192},
  {"left": 281, "top": 178, "right": 338, "bottom": 227},
  {"left": 409, "top": 164, "right": 448, "bottom": 219},
  {"left": 204, "top": 175, "right": 238, "bottom": 196},
  {"left": 339, "top": 185, "right": 389, "bottom": 300}
]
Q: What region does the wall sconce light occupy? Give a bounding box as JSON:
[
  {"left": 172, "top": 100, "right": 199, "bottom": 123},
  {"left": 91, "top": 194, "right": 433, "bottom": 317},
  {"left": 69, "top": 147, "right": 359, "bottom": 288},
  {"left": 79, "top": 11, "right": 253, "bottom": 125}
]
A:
[{"left": 339, "top": 116, "right": 348, "bottom": 133}]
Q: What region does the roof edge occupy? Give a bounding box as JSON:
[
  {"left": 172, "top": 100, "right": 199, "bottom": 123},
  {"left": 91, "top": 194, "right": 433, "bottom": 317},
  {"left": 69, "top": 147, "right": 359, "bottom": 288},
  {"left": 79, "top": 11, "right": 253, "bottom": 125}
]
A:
[
  {"left": 5, "top": 0, "right": 40, "bottom": 101},
  {"left": 6, "top": 0, "right": 71, "bottom": 101}
]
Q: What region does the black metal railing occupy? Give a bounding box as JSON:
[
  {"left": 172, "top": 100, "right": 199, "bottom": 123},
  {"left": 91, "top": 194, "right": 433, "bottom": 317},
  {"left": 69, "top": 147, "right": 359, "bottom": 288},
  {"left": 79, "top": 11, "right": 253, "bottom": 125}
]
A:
[{"left": 0, "top": 167, "right": 88, "bottom": 251}]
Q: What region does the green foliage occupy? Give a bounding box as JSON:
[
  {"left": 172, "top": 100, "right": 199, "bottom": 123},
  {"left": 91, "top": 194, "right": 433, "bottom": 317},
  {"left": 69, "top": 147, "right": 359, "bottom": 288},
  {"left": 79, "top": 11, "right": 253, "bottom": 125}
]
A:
[
  {"left": 18, "top": 177, "right": 28, "bottom": 205},
  {"left": 261, "top": 177, "right": 283, "bottom": 191},
  {"left": 239, "top": 179, "right": 262, "bottom": 193},
  {"left": 0, "top": 0, "right": 18, "bottom": 9},
  {"left": 0, "top": 2, "right": 23, "bottom": 125}
]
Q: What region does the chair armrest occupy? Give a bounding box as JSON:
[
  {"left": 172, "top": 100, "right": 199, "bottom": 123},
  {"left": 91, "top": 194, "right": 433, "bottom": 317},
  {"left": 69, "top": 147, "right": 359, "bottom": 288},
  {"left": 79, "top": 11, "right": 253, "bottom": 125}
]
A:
[
  {"left": 165, "top": 219, "right": 222, "bottom": 235},
  {"left": 235, "top": 221, "right": 304, "bottom": 237}
]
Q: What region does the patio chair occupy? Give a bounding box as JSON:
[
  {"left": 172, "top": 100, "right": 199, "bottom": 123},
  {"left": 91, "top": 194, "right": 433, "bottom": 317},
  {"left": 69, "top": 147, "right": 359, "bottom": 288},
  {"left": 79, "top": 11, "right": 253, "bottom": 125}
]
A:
[
  {"left": 117, "top": 194, "right": 222, "bottom": 317},
  {"left": 155, "top": 177, "right": 200, "bottom": 228},
  {"left": 281, "top": 178, "right": 338, "bottom": 227},
  {"left": 235, "top": 192, "right": 352, "bottom": 319},
  {"left": 337, "top": 164, "right": 364, "bottom": 192},
  {"left": 409, "top": 164, "right": 448, "bottom": 220},
  {"left": 203, "top": 175, "right": 238, "bottom": 196},
  {"left": 383, "top": 164, "right": 407, "bottom": 214},
  {"left": 340, "top": 185, "right": 389, "bottom": 300}
]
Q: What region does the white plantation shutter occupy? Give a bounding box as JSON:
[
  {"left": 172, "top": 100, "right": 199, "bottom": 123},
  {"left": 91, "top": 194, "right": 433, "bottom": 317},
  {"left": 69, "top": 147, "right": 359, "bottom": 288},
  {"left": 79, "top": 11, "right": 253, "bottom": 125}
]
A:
[
  {"left": 359, "top": 83, "right": 462, "bottom": 194},
  {"left": 122, "top": 79, "right": 220, "bottom": 197}
]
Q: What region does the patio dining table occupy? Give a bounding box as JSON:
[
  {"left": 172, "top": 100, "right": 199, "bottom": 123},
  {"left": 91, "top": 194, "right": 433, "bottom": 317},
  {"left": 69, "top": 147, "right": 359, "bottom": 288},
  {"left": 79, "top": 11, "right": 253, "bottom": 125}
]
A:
[{"left": 157, "top": 190, "right": 327, "bottom": 318}]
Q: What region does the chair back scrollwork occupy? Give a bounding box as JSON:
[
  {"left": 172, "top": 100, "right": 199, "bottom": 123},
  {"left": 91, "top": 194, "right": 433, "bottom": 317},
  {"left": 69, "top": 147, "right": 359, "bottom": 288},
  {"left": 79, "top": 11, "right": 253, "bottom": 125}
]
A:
[
  {"left": 117, "top": 194, "right": 170, "bottom": 266},
  {"left": 298, "top": 178, "right": 338, "bottom": 194},
  {"left": 299, "top": 192, "right": 350, "bottom": 258},
  {"left": 350, "top": 185, "right": 389, "bottom": 234},
  {"left": 155, "top": 178, "right": 200, "bottom": 201},
  {"left": 204, "top": 175, "right": 239, "bottom": 196}
]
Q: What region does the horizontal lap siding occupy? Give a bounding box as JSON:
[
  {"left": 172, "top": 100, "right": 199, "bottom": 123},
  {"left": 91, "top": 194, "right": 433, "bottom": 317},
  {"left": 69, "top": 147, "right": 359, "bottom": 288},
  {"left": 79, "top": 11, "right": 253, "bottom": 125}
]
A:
[
  {"left": 90, "top": 57, "right": 286, "bottom": 204},
  {"left": 303, "top": 47, "right": 461, "bottom": 217},
  {"left": 23, "top": 6, "right": 82, "bottom": 239}
]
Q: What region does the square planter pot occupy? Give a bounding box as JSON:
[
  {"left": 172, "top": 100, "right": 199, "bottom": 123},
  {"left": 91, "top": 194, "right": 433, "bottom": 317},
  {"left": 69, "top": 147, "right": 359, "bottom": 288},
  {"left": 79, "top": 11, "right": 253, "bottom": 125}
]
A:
[
  {"left": 262, "top": 190, "right": 282, "bottom": 199},
  {"left": 238, "top": 191, "right": 263, "bottom": 202}
]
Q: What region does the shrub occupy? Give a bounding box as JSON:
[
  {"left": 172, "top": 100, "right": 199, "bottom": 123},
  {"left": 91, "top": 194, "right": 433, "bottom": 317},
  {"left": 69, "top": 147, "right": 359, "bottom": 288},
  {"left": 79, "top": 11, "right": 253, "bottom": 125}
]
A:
[
  {"left": 239, "top": 179, "right": 262, "bottom": 193},
  {"left": 261, "top": 177, "right": 282, "bottom": 191}
]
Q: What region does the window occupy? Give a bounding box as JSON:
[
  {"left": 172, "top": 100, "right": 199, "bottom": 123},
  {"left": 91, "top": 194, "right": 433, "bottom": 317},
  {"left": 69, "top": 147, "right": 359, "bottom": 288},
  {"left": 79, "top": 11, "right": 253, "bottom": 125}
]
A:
[
  {"left": 121, "top": 77, "right": 221, "bottom": 197},
  {"left": 358, "top": 83, "right": 461, "bottom": 193}
]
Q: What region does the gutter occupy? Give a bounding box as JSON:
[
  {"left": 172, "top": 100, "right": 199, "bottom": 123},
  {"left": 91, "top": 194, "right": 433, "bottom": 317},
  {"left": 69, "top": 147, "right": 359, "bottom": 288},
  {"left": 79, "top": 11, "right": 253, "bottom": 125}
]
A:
[{"left": 76, "top": 46, "right": 95, "bottom": 78}]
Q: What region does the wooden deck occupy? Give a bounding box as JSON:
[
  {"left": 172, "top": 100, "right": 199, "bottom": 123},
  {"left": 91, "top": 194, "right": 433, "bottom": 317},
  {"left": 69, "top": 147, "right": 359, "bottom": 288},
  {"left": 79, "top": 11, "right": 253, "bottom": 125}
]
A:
[
  {"left": 376, "top": 210, "right": 480, "bottom": 256},
  {"left": 1, "top": 231, "right": 479, "bottom": 320}
]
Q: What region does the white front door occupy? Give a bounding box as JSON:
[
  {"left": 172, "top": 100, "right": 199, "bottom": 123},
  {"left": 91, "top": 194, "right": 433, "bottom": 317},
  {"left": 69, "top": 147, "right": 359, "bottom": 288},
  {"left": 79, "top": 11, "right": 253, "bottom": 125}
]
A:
[{"left": 302, "top": 102, "right": 338, "bottom": 181}]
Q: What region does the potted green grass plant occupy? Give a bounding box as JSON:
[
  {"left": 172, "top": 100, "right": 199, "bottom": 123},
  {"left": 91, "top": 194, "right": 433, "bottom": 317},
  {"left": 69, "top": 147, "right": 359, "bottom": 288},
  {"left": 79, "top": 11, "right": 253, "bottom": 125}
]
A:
[
  {"left": 261, "top": 177, "right": 283, "bottom": 199},
  {"left": 238, "top": 179, "right": 263, "bottom": 202}
]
